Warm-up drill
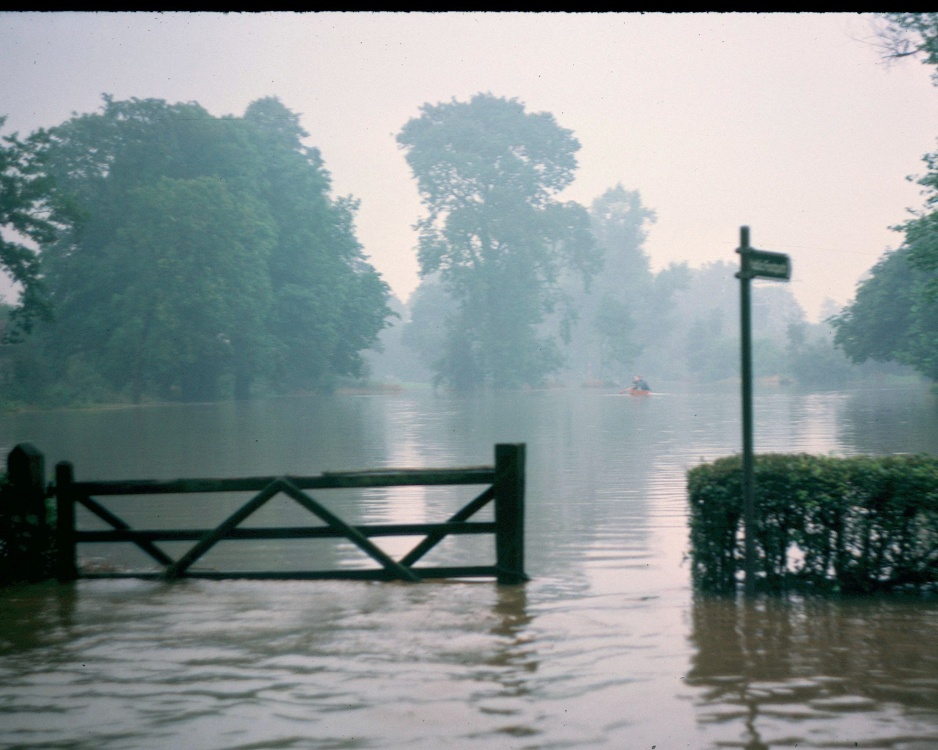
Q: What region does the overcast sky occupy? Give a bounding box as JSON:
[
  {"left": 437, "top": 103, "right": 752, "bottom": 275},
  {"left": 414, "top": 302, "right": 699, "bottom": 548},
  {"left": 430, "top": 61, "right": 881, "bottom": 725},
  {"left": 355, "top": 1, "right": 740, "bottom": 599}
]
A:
[{"left": 4, "top": 11, "right": 938, "bottom": 321}]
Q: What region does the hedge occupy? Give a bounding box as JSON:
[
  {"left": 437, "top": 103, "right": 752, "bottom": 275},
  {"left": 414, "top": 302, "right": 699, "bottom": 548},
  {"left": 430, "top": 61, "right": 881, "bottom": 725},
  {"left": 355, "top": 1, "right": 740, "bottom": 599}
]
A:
[{"left": 687, "top": 454, "right": 938, "bottom": 595}]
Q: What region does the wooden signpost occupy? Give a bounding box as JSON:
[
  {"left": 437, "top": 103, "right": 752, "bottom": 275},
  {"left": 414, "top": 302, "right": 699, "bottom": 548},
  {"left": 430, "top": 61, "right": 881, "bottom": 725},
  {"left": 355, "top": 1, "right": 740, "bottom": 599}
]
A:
[{"left": 736, "top": 226, "right": 791, "bottom": 596}]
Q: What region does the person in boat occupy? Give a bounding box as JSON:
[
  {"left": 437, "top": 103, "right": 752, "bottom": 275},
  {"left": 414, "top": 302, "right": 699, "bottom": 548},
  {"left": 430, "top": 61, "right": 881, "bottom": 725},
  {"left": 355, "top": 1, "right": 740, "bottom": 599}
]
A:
[{"left": 632, "top": 375, "right": 650, "bottom": 392}]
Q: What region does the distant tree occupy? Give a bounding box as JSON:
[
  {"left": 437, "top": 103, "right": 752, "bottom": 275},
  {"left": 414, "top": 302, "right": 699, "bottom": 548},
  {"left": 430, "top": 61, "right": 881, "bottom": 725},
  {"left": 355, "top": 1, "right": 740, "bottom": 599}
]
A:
[
  {"left": 88, "top": 177, "right": 275, "bottom": 402},
  {"left": 786, "top": 319, "right": 855, "bottom": 390},
  {"left": 18, "top": 96, "right": 391, "bottom": 403},
  {"left": 832, "top": 247, "right": 938, "bottom": 380},
  {"left": 0, "top": 118, "right": 73, "bottom": 340},
  {"left": 397, "top": 93, "right": 600, "bottom": 389},
  {"left": 243, "top": 98, "right": 391, "bottom": 392},
  {"left": 400, "top": 276, "right": 456, "bottom": 383},
  {"left": 634, "top": 260, "right": 804, "bottom": 383},
  {"left": 561, "top": 185, "right": 657, "bottom": 384}
]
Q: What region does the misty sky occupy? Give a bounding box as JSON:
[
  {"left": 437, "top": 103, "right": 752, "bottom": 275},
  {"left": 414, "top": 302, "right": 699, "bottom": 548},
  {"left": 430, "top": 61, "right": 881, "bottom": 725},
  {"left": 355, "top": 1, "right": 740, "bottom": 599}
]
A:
[{"left": 4, "top": 11, "right": 938, "bottom": 322}]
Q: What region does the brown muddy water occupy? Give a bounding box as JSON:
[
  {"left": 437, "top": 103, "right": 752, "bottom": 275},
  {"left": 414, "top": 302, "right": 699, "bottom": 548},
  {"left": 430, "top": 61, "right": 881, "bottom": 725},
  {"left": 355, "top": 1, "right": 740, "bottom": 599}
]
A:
[{"left": 1, "top": 385, "right": 937, "bottom": 749}]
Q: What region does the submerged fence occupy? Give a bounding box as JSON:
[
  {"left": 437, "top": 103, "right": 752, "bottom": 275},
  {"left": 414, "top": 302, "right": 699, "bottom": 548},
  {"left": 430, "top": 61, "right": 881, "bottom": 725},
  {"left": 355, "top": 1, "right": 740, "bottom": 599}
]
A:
[{"left": 4, "top": 443, "right": 527, "bottom": 585}]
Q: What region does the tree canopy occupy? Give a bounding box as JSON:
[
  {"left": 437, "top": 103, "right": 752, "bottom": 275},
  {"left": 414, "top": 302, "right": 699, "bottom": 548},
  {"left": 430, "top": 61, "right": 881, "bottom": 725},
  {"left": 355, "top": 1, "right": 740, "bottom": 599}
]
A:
[
  {"left": 5, "top": 96, "right": 391, "bottom": 404},
  {"left": 833, "top": 247, "right": 938, "bottom": 380},
  {"left": 0, "top": 118, "right": 73, "bottom": 340},
  {"left": 875, "top": 14, "right": 938, "bottom": 83},
  {"left": 827, "top": 14, "right": 938, "bottom": 383},
  {"left": 397, "top": 93, "right": 600, "bottom": 389}
]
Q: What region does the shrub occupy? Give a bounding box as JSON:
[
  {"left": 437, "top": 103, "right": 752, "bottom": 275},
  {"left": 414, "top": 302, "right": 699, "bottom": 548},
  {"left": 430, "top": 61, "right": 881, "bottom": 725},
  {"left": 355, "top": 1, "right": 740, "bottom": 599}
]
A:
[{"left": 687, "top": 454, "right": 938, "bottom": 595}]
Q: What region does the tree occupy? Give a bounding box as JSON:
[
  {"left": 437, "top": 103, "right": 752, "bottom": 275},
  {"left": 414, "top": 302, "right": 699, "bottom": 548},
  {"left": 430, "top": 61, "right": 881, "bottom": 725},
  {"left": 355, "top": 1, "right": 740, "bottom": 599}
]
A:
[
  {"left": 12, "top": 95, "right": 391, "bottom": 403},
  {"left": 874, "top": 14, "right": 938, "bottom": 83},
  {"left": 562, "top": 185, "right": 657, "bottom": 384},
  {"left": 400, "top": 276, "right": 456, "bottom": 384},
  {"left": 397, "top": 93, "right": 600, "bottom": 389},
  {"left": 93, "top": 177, "right": 275, "bottom": 402},
  {"left": 832, "top": 247, "right": 938, "bottom": 380},
  {"left": 832, "top": 14, "right": 938, "bottom": 382},
  {"left": 0, "top": 118, "right": 72, "bottom": 340},
  {"left": 243, "top": 98, "right": 391, "bottom": 392}
]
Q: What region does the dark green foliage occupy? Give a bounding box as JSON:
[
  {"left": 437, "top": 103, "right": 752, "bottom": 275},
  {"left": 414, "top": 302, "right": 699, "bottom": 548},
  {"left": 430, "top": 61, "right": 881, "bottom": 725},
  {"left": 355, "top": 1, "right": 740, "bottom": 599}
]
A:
[
  {"left": 0, "top": 118, "right": 74, "bottom": 340},
  {"left": 5, "top": 96, "right": 391, "bottom": 403},
  {"left": 833, "top": 248, "right": 938, "bottom": 380},
  {"left": 687, "top": 453, "right": 938, "bottom": 595}
]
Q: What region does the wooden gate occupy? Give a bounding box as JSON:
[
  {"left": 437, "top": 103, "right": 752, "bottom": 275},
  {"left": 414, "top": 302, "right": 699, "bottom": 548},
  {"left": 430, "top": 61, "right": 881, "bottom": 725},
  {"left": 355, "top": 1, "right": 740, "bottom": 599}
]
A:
[{"left": 42, "top": 443, "right": 526, "bottom": 584}]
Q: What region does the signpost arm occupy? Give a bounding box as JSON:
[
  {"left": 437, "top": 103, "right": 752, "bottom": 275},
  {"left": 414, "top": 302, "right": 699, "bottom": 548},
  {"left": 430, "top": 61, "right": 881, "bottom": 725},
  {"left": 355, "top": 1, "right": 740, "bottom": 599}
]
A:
[{"left": 737, "top": 226, "right": 757, "bottom": 596}]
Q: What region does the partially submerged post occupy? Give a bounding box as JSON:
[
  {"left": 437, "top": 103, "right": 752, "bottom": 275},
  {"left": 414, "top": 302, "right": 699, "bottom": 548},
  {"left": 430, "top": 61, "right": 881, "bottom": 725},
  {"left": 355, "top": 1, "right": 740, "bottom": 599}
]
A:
[
  {"left": 494, "top": 443, "right": 527, "bottom": 585},
  {"left": 55, "top": 461, "right": 78, "bottom": 582},
  {"left": 5, "top": 443, "right": 49, "bottom": 581},
  {"left": 736, "top": 227, "right": 791, "bottom": 596}
]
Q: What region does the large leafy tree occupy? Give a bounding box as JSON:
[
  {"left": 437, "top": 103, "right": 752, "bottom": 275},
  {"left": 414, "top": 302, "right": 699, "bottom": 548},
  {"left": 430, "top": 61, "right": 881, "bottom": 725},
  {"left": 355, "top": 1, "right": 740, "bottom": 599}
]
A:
[
  {"left": 18, "top": 96, "right": 391, "bottom": 403},
  {"left": 397, "top": 93, "right": 600, "bottom": 389},
  {"left": 832, "top": 247, "right": 938, "bottom": 379},
  {"left": 90, "top": 177, "right": 275, "bottom": 402},
  {"left": 0, "top": 118, "right": 72, "bottom": 340},
  {"left": 827, "top": 14, "right": 938, "bottom": 382},
  {"left": 241, "top": 98, "right": 390, "bottom": 392}
]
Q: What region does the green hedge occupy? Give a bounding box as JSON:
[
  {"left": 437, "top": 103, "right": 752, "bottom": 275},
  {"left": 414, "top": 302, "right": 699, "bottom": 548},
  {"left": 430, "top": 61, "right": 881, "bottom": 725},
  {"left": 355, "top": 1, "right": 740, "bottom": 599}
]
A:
[{"left": 687, "top": 454, "right": 938, "bottom": 595}]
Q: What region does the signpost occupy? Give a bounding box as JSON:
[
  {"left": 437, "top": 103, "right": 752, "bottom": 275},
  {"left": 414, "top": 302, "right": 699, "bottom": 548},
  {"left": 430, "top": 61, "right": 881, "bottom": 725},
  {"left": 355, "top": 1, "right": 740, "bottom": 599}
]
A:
[{"left": 736, "top": 227, "right": 791, "bottom": 596}]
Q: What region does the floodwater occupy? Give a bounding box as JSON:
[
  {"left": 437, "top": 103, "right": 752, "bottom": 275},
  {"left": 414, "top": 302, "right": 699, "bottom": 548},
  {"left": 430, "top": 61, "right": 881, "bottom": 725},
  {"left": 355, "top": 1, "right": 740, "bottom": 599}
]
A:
[{"left": 1, "top": 384, "right": 937, "bottom": 749}]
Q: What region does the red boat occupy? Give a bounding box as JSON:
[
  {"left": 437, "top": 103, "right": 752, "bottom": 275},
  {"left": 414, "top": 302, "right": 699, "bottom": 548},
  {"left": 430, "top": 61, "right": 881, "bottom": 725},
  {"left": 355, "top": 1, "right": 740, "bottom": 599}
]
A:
[{"left": 620, "top": 387, "right": 652, "bottom": 396}]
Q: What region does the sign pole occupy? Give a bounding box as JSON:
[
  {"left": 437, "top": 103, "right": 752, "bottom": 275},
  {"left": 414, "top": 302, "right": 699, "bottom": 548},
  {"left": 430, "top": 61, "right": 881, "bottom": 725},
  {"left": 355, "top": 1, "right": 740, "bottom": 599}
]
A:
[
  {"left": 735, "top": 227, "right": 790, "bottom": 596},
  {"left": 736, "top": 226, "right": 757, "bottom": 597}
]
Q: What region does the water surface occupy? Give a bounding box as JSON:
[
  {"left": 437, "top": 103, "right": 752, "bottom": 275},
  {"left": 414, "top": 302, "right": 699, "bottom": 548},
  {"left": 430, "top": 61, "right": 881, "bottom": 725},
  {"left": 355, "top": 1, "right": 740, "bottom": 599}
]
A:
[{"left": 1, "top": 385, "right": 937, "bottom": 748}]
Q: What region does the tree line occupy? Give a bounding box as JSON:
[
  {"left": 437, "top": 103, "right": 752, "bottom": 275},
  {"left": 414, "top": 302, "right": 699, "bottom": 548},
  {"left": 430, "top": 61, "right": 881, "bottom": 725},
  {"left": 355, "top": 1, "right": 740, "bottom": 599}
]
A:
[
  {"left": 1, "top": 96, "right": 392, "bottom": 404},
  {"left": 3, "top": 30, "right": 936, "bottom": 406},
  {"left": 832, "top": 14, "right": 938, "bottom": 381}
]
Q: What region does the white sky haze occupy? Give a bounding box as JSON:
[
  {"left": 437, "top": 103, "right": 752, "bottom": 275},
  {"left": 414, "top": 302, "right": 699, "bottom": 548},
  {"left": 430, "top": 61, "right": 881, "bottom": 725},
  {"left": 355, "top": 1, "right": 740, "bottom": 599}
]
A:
[{"left": 3, "top": 11, "right": 938, "bottom": 321}]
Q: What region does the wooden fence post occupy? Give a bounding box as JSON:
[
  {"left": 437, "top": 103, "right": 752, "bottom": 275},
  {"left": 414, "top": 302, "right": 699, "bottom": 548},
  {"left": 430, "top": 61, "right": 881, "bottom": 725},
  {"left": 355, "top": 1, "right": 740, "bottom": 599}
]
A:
[
  {"left": 6, "top": 444, "right": 49, "bottom": 580},
  {"left": 55, "top": 462, "right": 77, "bottom": 582},
  {"left": 494, "top": 443, "right": 527, "bottom": 585},
  {"left": 7, "top": 444, "right": 46, "bottom": 525}
]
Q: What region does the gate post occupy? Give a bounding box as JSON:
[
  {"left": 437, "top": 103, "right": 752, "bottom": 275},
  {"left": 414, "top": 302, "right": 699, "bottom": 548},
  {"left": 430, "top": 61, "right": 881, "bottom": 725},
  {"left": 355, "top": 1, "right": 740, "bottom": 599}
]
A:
[
  {"left": 494, "top": 443, "right": 527, "bottom": 585},
  {"left": 54, "top": 462, "right": 78, "bottom": 582},
  {"left": 5, "top": 444, "right": 50, "bottom": 581}
]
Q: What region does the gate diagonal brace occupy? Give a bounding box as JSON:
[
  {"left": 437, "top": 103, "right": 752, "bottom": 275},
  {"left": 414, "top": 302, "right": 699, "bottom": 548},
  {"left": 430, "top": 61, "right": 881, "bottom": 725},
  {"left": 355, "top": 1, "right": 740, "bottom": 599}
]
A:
[
  {"left": 276, "top": 477, "right": 421, "bottom": 582},
  {"left": 399, "top": 485, "right": 494, "bottom": 567},
  {"left": 78, "top": 494, "right": 175, "bottom": 567},
  {"left": 164, "top": 478, "right": 421, "bottom": 582},
  {"left": 164, "top": 479, "right": 284, "bottom": 580}
]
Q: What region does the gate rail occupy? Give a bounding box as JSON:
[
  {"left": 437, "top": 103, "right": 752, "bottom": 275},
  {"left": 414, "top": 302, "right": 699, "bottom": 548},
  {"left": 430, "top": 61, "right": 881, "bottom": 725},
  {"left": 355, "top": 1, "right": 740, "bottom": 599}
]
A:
[{"left": 7, "top": 443, "right": 526, "bottom": 585}]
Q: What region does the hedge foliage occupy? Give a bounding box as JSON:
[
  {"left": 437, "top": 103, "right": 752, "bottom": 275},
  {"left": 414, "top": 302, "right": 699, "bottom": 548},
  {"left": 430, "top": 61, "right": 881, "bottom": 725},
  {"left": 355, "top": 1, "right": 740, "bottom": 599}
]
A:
[{"left": 687, "top": 454, "right": 938, "bottom": 595}]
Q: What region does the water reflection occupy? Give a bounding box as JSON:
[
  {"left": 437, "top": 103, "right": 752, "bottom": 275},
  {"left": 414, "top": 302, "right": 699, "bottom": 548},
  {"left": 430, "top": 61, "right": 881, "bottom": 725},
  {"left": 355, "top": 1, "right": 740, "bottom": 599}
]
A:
[
  {"left": 2, "top": 386, "right": 938, "bottom": 748},
  {"left": 0, "top": 579, "right": 539, "bottom": 749},
  {"left": 0, "top": 582, "right": 77, "bottom": 654},
  {"left": 840, "top": 385, "right": 938, "bottom": 456},
  {"left": 687, "top": 594, "right": 938, "bottom": 748}
]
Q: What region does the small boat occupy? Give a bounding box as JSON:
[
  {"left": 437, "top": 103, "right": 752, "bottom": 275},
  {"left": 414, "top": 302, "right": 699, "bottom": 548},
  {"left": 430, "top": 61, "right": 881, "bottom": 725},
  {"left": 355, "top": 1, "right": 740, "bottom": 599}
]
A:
[{"left": 620, "top": 387, "right": 652, "bottom": 396}]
